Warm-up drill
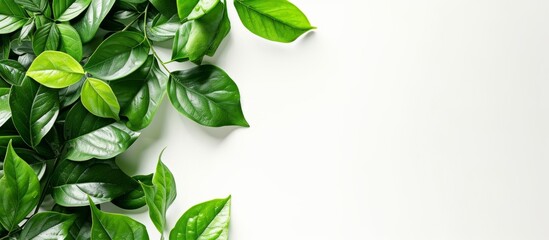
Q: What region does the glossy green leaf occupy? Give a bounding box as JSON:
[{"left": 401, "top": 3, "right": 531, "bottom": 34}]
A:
[
  {"left": 9, "top": 77, "right": 60, "bottom": 147},
  {"left": 205, "top": 2, "right": 230, "bottom": 56},
  {"left": 14, "top": 0, "right": 47, "bottom": 12},
  {"left": 0, "top": 15, "right": 27, "bottom": 34},
  {"left": 17, "top": 53, "right": 35, "bottom": 69},
  {"left": 51, "top": 158, "right": 138, "bottom": 206},
  {"left": 81, "top": 78, "right": 120, "bottom": 120},
  {"left": 74, "top": 0, "right": 115, "bottom": 43},
  {"left": 149, "top": 0, "right": 177, "bottom": 17},
  {"left": 59, "top": 77, "right": 84, "bottom": 108},
  {"left": 52, "top": 203, "right": 92, "bottom": 240},
  {"left": 84, "top": 31, "right": 150, "bottom": 80},
  {"left": 11, "top": 39, "right": 33, "bottom": 55},
  {"left": 63, "top": 102, "right": 113, "bottom": 140},
  {"left": 169, "top": 196, "right": 231, "bottom": 240},
  {"left": 58, "top": 23, "right": 83, "bottom": 61},
  {"left": 53, "top": 0, "right": 92, "bottom": 21},
  {"left": 33, "top": 22, "right": 61, "bottom": 55},
  {"left": 168, "top": 65, "right": 248, "bottom": 127},
  {"left": 234, "top": 0, "right": 315, "bottom": 42},
  {"left": 90, "top": 198, "right": 150, "bottom": 240},
  {"left": 0, "top": 0, "right": 27, "bottom": 18},
  {"left": 182, "top": 0, "right": 219, "bottom": 20},
  {"left": 27, "top": 51, "right": 85, "bottom": 88},
  {"left": 112, "top": 174, "right": 152, "bottom": 210},
  {"left": 142, "top": 152, "right": 176, "bottom": 233},
  {"left": 145, "top": 13, "right": 180, "bottom": 42},
  {"left": 0, "top": 88, "right": 11, "bottom": 127},
  {"left": 0, "top": 59, "right": 26, "bottom": 86},
  {"left": 0, "top": 36, "right": 10, "bottom": 60},
  {"left": 19, "top": 18, "right": 34, "bottom": 39},
  {"left": 110, "top": 56, "right": 168, "bottom": 130},
  {"left": 0, "top": 141, "right": 40, "bottom": 231},
  {"left": 20, "top": 212, "right": 76, "bottom": 239}
]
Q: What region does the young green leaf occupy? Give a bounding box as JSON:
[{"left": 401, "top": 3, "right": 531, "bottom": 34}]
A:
[
  {"left": 9, "top": 77, "right": 60, "bottom": 147},
  {"left": 0, "top": 88, "right": 11, "bottom": 127},
  {"left": 112, "top": 174, "right": 153, "bottom": 210},
  {"left": 33, "top": 22, "right": 61, "bottom": 55},
  {"left": 168, "top": 65, "right": 249, "bottom": 127},
  {"left": 20, "top": 212, "right": 77, "bottom": 239},
  {"left": 26, "top": 51, "right": 85, "bottom": 88},
  {"left": 89, "top": 198, "right": 150, "bottom": 240},
  {"left": 169, "top": 196, "right": 231, "bottom": 240},
  {"left": 149, "top": 0, "right": 177, "bottom": 17},
  {"left": 142, "top": 152, "right": 177, "bottom": 234},
  {"left": 81, "top": 78, "right": 121, "bottom": 120},
  {"left": 0, "top": 141, "right": 41, "bottom": 231},
  {"left": 51, "top": 159, "right": 138, "bottom": 206},
  {"left": 84, "top": 31, "right": 150, "bottom": 80},
  {"left": 0, "top": 59, "right": 26, "bottom": 85},
  {"left": 177, "top": 0, "right": 219, "bottom": 20},
  {"left": 53, "top": 0, "right": 92, "bottom": 22},
  {"left": 234, "top": 0, "right": 315, "bottom": 42},
  {"left": 58, "top": 23, "right": 84, "bottom": 61},
  {"left": 74, "top": 0, "right": 115, "bottom": 43},
  {"left": 14, "top": 0, "right": 47, "bottom": 12}
]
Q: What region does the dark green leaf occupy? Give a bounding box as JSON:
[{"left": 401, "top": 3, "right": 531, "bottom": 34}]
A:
[
  {"left": 11, "top": 39, "right": 33, "bottom": 55},
  {"left": 26, "top": 51, "right": 85, "bottom": 88},
  {"left": 53, "top": 0, "right": 92, "bottom": 21},
  {"left": 33, "top": 14, "right": 50, "bottom": 29},
  {"left": 149, "top": 0, "right": 177, "bottom": 17},
  {"left": 14, "top": 0, "right": 47, "bottom": 12},
  {"left": 58, "top": 23, "right": 83, "bottom": 61},
  {"left": 233, "top": 0, "right": 315, "bottom": 42},
  {"left": 81, "top": 78, "right": 120, "bottom": 120},
  {"left": 59, "top": 77, "right": 84, "bottom": 108},
  {"left": 0, "top": 36, "right": 10, "bottom": 60},
  {"left": 0, "top": 0, "right": 28, "bottom": 17},
  {"left": 63, "top": 102, "right": 114, "bottom": 140},
  {"left": 51, "top": 158, "right": 138, "bottom": 206},
  {"left": 74, "top": 0, "right": 115, "bottom": 43},
  {"left": 142, "top": 152, "right": 176, "bottom": 233},
  {"left": 90, "top": 198, "right": 150, "bottom": 240},
  {"left": 9, "top": 77, "right": 60, "bottom": 147},
  {"left": 0, "top": 59, "right": 26, "bottom": 86},
  {"left": 0, "top": 141, "right": 40, "bottom": 231},
  {"left": 84, "top": 31, "right": 150, "bottom": 80},
  {"left": 111, "top": 56, "right": 168, "bottom": 130},
  {"left": 51, "top": 205, "right": 92, "bottom": 240},
  {"left": 0, "top": 88, "right": 11, "bottom": 127},
  {"left": 32, "top": 22, "right": 61, "bottom": 55},
  {"left": 20, "top": 212, "right": 76, "bottom": 239},
  {"left": 168, "top": 65, "right": 249, "bottom": 127},
  {"left": 169, "top": 196, "right": 231, "bottom": 240},
  {"left": 112, "top": 174, "right": 152, "bottom": 210}
]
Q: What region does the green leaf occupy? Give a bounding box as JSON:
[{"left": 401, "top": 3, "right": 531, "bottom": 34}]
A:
[
  {"left": 168, "top": 65, "right": 249, "bottom": 127},
  {"left": 9, "top": 77, "right": 60, "bottom": 147},
  {"left": 0, "top": 141, "right": 40, "bottom": 231},
  {"left": 145, "top": 12, "right": 180, "bottom": 42},
  {"left": 51, "top": 158, "right": 138, "bottom": 206},
  {"left": 19, "top": 18, "right": 34, "bottom": 39},
  {"left": 63, "top": 102, "right": 114, "bottom": 140},
  {"left": 53, "top": 0, "right": 92, "bottom": 22},
  {"left": 205, "top": 2, "right": 230, "bottom": 57},
  {"left": 169, "top": 196, "right": 231, "bottom": 240},
  {"left": 33, "top": 22, "right": 61, "bottom": 55},
  {"left": 84, "top": 31, "right": 150, "bottom": 80},
  {"left": 233, "top": 0, "right": 315, "bottom": 42},
  {"left": 58, "top": 23, "right": 83, "bottom": 61},
  {"left": 0, "top": 88, "right": 11, "bottom": 127},
  {"left": 59, "top": 77, "right": 84, "bottom": 108},
  {"left": 26, "top": 51, "right": 85, "bottom": 88},
  {"left": 14, "top": 0, "right": 47, "bottom": 12},
  {"left": 0, "top": 15, "right": 27, "bottom": 34},
  {"left": 51, "top": 205, "right": 92, "bottom": 240},
  {"left": 20, "top": 212, "right": 77, "bottom": 239},
  {"left": 142, "top": 152, "right": 176, "bottom": 234},
  {"left": 179, "top": 0, "right": 219, "bottom": 20},
  {"left": 90, "top": 198, "right": 150, "bottom": 240},
  {"left": 149, "top": 0, "right": 177, "bottom": 17},
  {"left": 81, "top": 78, "right": 120, "bottom": 120},
  {"left": 171, "top": 3, "right": 224, "bottom": 63},
  {"left": 0, "top": 59, "right": 26, "bottom": 86},
  {"left": 74, "top": 0, "right": 115, "bottom": 43},
  {"left": 0, "top": 0, "right": 28, "bottom": 18},
  {"left": 112, "top": 174, "right": 152, "bottom": 210},
  {"left": 0, "top": 36, "right": 10, "bottom": 60},
  {"left": 110, "top": 56, "right": 168, "bottom": 130}
]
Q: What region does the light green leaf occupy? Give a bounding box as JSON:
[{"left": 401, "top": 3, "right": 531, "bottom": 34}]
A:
[
  {"left": 0, "top": 15, "right": 27, "bottom": 34},
  {"left": 90, "top": 198, "right": 150, "bottom": 240},
  {"left": 168, "top": 64, "right": 249, "bottom": 127},
  {"left": 233, "top": 0, "right": 315, "bottom": 42},
  {"left": 0, "top": 88, "right": 11, "bottom": 127},
  {"left": 169, "top": 196, "right": 231, "bottom": 240},
  {"left": 74, "top": 0, "right": 115, "bottom": 43},
  {"left": 81, "top": 78, "right": 120, "bottom": 120},
  {"left": 53, "top": 0, "right": 92, "bottom": 22},
  {"left": 26, "top": 51, "right": 85, "bottom": 88},
  {"left": 58, "top": 23, "right": 83, "bottom": 61},
  {"left": 84, "top": 31, "right": 150, "bottom": 80},
  {"left": 0, "top": 59, "right": 26, "bottom": 85},
  {"left": 0, "top": 141, "right": 41, "bottom": 231},
  {"left": 20, "top": 212, "right": 77, "bottom": 239},
  {"left": 32, "top": 22, "right": 61, "bottom": 55}
]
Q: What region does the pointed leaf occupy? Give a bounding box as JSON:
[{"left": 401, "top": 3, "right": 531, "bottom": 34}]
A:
[
  {"left": 112, "top": 174, "right": 152, "bottom": 210},
  {"left": 0, "top": 88, "right": 11, "bottom": 127},
  {"left": 142, "top": 153, "right": 176, "bottom": 233},
  {"left": 26, "top": 51, "right": 85, "bottom": 88},
  {"left": 20, "top": 212, "right": 77, "bottom": 239},
  {"left": 53, "top": 0, "right": 92, "bottom": 22},
  {"left": 90, "top": 198, "right": 149, "bottom": 240},
  {"left": 58, "top": 23, "right": 83, "bottom": 61},
  {"left": 81, "top": 78, "right": 120, "bottom": 120},
  {"left": 33, "top": 22, "right": 61, "bottom": 55},
  {"left": 74, "top": 0, "right": 115, "bottom": 43},
  {"left": 0, "top": 15, "right": 27, "bottom": 34},
  {"left": 0, "top": 59, "right": 26, "bottom": 86},
  {"left": 14, "top": 0, "right": 47, "bottom": 12},
  {"left": 169, "top": 196, "right": 231, "bottom": 240}
]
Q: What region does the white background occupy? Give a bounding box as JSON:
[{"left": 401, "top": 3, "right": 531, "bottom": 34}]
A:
[{"left": 108, "top": 0, "right": 549, "bottom": 239}]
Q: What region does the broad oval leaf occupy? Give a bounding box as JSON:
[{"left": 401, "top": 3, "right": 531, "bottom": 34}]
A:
[
  {"left": 0, "top": 88, "right": 11, "bottom": 127},
  {"left": 233, "top": 0, "right": 315, "bottom": 43},
  {"left": 81, "top": 78, "right": 120, "bottom": 120},
  {"left": 9, "top": 77, "right": 60, "bottom": 147},
  {"left": 169, "top": 196, "right": 231, "bottom": 240},
  {"left": 90, "top": 198, "right": 149, "bottom": 240},
  {"left": 0, "top": 141, "right": 40, "bottom": 231},
  {"left": 53, "top": 0, "right": 92, "bottom": 22},
  {"left": 51, "top": 159, "right": 138, "bottom": 206},
  {"left": 20, "top": 212, "right": 77, "bottom": 239},
  {"left": 142, "top": 152, "right": 176, "bottom": 233},
  {"left": 74, "top": 0, "right": 115, "bottom": 43},
  {"left": 27, "top": 51, "right": 85, "bottom": 88},
  {"left": 33, "top": 22, "right": 61, "bottom": 55},
  {"left": 112, "top": 174, "right": 152, "bottom": 210},
  {"left": 0, "top": 59, "right": 26, "bottom": 85},
  {"left": 168, "top": 65, "right": 249, "bottom": 127},
  {"left": 14, "top": 0, "right": 47, "bottom": 12},
  {"left": 84, "top": 31, "right": 150, "bottom": 80},
  {"left": 58, "top": 23, "right": 83, "bottom": 61}
]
